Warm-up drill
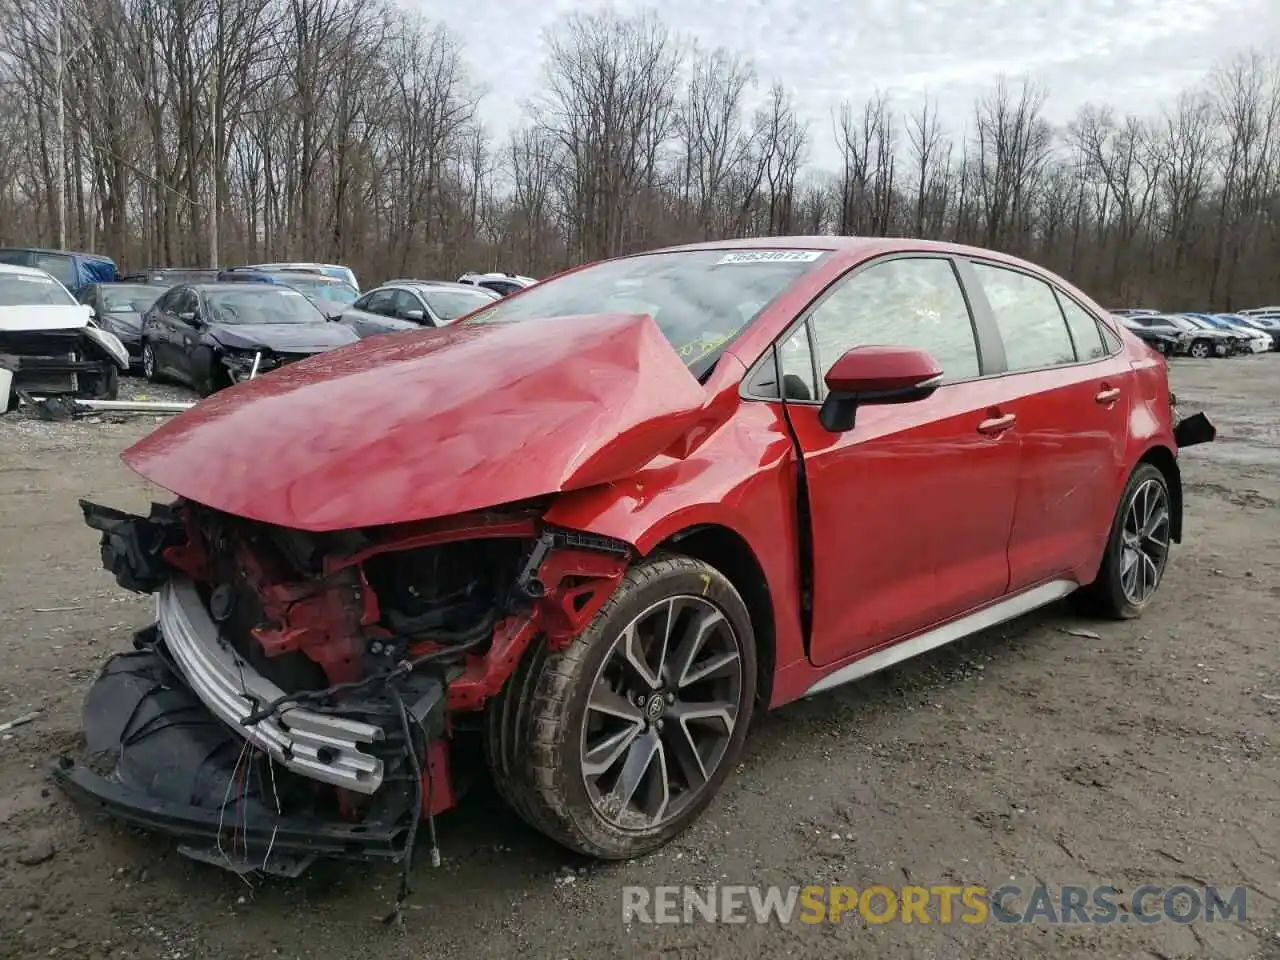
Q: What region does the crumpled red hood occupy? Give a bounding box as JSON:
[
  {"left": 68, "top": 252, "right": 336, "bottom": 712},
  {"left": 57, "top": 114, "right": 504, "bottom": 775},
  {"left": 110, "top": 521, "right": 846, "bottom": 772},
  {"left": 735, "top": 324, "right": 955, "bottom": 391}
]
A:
[{"left": 122, "top": 313, "right": 708, "bottom": 531}]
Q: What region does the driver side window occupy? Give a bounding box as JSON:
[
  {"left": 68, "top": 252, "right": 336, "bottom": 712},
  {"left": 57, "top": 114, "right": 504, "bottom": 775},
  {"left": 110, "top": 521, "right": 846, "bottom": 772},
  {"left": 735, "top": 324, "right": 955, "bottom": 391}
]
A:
[{"left": 809, "top": 257, "right": 981, "bottom": 384}]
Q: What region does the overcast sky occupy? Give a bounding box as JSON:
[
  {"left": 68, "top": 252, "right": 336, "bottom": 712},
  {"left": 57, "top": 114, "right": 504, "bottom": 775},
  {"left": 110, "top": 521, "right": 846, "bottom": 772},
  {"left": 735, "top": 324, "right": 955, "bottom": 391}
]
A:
[{"left": 416, "top": 0, "right": 1280, "bottom": 170}]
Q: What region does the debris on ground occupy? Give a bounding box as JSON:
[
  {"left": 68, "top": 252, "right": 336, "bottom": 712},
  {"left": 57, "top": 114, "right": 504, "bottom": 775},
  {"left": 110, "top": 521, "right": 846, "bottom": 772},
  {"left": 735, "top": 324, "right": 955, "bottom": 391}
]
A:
[
  {"left": 1060, "top": 627, "right": 1102, "bottom": 640},
  {"left": 0, "top": 710, "right": 40, "bottom": 734}
]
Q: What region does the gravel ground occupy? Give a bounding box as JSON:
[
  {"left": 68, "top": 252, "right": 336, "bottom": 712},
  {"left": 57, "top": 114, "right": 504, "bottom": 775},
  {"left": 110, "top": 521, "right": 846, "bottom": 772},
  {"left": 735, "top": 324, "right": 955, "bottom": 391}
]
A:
[{"left": 0, "top": 362, "right": 1278, "bottom": 960}]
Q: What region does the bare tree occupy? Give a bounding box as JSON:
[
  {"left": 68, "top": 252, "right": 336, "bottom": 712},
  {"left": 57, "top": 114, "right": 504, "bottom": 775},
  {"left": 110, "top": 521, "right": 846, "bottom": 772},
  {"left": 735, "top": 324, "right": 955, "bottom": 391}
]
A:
[{"left": 0, "top": 4, "right": 1277, "bottom": 309}]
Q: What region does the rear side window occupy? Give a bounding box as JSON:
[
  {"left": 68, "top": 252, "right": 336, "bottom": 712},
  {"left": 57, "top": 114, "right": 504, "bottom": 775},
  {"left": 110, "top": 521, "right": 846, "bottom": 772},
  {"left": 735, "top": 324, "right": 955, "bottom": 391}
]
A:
[
  {"left": 971, "top": 263, "right": 1075, "bottom": 372},
  {"left": 361, "top": 290, "right": 397, "bottom": 316},
  {"left": 808, "top": 257, "right": 981, "bottom": 383},
  {"left": 1057, "top": 293, "right": 1107, "bottom": 360},
  {"left": 33, "top": 253, "right": 75, "bottom": 287}
]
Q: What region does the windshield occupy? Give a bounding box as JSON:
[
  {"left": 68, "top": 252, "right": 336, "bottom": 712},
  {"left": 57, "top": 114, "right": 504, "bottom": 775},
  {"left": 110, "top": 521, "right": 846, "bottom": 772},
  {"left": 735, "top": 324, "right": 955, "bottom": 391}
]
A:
[
  {"left": 0, "top": 272, "right": 76, "bottom": 306},
  {"left": 421, "top": 288, "right": 500, "bottom": 323},
  {"left": 279, "top": 275, "right": 359, "bottom": 305},
  {"left": 463, "top": 249, "right": 829, "bottom": 377},
  {"left": 205, "top": 286, "right": 326, "bottom": 324},
  {"left": 103, "top": 284, "right": 165, "bottom": 313},
  {"left": 1166, "top": 317, "right": 1197, "bottom": 331}
]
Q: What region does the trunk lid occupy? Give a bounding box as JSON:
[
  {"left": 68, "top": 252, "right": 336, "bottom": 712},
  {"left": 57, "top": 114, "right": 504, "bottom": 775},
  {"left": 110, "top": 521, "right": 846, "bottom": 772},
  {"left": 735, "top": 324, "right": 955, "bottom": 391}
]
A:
[{"left": 122, "top": 313, "right": 708, "bottom": 531}]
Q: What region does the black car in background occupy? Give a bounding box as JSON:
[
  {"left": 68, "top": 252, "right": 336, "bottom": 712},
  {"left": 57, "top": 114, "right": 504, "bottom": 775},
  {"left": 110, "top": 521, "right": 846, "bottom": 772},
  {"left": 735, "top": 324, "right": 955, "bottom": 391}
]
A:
[
  {"left": 139, "top": 282, "right": 359, "bottom": 395},
  {"left": 76, "top": 281, "right": 168, "bottom": 369},
  {"left": 338, "top": 281, "right": 499, "bottom": 338}
]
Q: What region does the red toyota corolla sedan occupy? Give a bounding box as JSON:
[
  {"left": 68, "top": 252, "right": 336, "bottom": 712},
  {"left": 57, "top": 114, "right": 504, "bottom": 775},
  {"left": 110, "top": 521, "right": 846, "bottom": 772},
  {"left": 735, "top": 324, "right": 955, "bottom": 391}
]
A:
[{"left": 60, "top": 237, "right": 1214, "bottom": 879}]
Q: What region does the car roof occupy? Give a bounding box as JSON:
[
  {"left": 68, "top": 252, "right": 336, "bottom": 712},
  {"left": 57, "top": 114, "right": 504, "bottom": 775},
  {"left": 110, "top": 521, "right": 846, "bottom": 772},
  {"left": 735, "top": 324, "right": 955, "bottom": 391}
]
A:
[
  {"left": 0, "top": 246, "right": 115, "bottom": 263},
  {"left": 633, "top": 235, "right": 1075, "bottom": 275},
  {"left": 459, "top": 271, "right": 537, "bottom": 285},
  {"left": 384, "top": 280, "right": 492, "bottom": 293},
  {"left": 191, "top": 282, "right": 300, "bottom": 293},
  {"left": 0, "top": 262, "right": 56, "bottom": 278}
]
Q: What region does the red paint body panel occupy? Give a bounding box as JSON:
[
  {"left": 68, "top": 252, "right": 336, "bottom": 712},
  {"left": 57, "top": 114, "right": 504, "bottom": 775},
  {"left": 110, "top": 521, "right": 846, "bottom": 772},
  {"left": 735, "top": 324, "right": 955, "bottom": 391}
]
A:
[
  {"left": 545, "top": 377, "right": 811, "bottom": 684},
  {"left": 121, "top": 313, "right": 708, "bottom": 531},
  {"left": 786, "top": 378, "right": 1021, "bottom": 666},
  {"left": 824, "top": 345, "right": 944, "bottom": 393},
  {"left": 999, "top": 358, "right": 1133, "bottom": 592}
]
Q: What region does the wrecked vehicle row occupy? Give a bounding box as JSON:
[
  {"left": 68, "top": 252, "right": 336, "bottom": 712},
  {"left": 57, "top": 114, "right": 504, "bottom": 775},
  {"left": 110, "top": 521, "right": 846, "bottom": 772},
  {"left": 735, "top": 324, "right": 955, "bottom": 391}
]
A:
[{"left": 54, "top": 237, "right": 1215, "bottom": 890}]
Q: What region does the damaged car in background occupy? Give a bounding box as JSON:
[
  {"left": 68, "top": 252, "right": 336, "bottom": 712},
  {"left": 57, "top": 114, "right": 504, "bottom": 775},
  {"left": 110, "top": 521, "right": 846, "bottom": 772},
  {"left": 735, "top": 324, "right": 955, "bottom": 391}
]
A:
[
  {"left": 57, "top": 237, "right": 1215, "bottom": 891},
  {"left": 0, "top": 263, "right": 128, "bottom": 409},
  {"left": 139, "top": 281, "right": 358, "bottom": 395}
]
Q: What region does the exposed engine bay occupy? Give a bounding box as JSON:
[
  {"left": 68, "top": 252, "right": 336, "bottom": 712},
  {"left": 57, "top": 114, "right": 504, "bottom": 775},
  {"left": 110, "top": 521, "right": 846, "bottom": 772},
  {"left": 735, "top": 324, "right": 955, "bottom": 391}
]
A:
[{"left": 55, "top": 497, "right": 631, "bottom": 885}]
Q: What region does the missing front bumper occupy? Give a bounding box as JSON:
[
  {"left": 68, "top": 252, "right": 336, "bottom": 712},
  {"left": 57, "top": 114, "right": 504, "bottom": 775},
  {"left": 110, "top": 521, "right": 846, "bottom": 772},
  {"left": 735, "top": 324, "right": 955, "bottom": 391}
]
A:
[{"left": 51, "top": 645, "right": 412, "bottom": 876}]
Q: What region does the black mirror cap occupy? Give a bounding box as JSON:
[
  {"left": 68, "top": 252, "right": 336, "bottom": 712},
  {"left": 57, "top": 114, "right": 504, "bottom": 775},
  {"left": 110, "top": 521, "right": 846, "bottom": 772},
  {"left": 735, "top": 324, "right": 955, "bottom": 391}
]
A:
[{"left": 817, "top": 378, "right": 942, "bottom": 433}]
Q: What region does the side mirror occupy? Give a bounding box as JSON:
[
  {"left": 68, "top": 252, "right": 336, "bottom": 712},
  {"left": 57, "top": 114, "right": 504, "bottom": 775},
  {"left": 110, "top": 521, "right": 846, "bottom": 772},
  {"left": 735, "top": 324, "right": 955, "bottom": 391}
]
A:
[
  {"left": 818, "top": 345, "right": 944, "bottom": 433},
  {"left": 402, "top": 309, "right": 425, "bottom": 322}
]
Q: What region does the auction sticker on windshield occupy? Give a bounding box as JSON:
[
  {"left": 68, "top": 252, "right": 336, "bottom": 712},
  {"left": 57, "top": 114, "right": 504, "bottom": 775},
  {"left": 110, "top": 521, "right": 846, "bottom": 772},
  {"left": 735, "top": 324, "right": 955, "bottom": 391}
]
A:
[{"left": 715, "top": 251, "right": 824, "bottom": 265}]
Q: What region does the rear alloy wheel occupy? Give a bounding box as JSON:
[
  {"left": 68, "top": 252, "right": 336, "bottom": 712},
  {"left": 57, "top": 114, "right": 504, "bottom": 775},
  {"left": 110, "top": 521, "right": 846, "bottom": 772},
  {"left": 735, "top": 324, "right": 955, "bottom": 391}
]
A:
[
  {"left": 141, "top": 342, "right": 158, "bottom": 382},
  {"left": 486, "top": 555, "right": 756, "bottom": 859},
  {"left": 1075, "top": 463, "right": 1171, "bottom": 619},
  {"left": 1188, "top": 340, "right": 1211, "bottom": 359}
]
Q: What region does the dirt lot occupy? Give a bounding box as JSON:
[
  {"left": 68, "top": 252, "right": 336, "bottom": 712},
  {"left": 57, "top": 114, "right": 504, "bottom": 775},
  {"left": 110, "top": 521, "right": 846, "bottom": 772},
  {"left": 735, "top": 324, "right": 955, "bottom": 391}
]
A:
[{"left": 1, "top": 359, "right": 1278, "bottom": 960}]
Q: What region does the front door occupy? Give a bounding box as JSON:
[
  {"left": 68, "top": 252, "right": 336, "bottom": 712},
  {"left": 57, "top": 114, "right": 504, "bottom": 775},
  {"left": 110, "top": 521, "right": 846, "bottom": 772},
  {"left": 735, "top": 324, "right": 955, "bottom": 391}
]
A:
[{"left": 778, "top": 256, "right": 1022, "bottom": 668}]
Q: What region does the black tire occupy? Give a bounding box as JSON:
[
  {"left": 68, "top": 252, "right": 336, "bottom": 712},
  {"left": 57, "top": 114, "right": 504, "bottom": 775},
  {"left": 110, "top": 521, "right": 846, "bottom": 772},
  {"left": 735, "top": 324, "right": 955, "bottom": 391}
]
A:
[
  {"left": 141, "top": 341, "right": 160, "bottom": 383},
  {"left": 1188, "top": 340, "right": 1211, "bottom": 360},
  {"left": 485, "top": 554, "right": 757, "bottom": 859},
  {"left": 1074, "top": 463, "right": 1171, "bottom": 619},
  {"left": 92, "top": 363, "right": 119, "bottom": 400},
  {"left": 196, "top": 352, "right": 230, "bottom": 397}
]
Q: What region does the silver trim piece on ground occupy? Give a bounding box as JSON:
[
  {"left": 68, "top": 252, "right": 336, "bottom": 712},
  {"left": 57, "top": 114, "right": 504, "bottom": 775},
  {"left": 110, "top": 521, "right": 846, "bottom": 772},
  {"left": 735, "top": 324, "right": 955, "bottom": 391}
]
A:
[
  {"left": 804, "top": 580, "right": 1078, "bottom": 697},
  {"left": 156, "top": 578, "right": 385, "bottom": 793}
]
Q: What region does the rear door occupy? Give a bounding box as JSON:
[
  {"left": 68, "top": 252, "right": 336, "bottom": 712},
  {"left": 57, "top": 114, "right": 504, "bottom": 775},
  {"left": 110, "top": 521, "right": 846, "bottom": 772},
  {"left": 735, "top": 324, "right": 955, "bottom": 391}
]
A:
[
  {"left": 963, "top": 261, "right": 1132, "bottom": 591},
  {"left": 769, "top": 255, "right": 1022, "bottom": 667}
]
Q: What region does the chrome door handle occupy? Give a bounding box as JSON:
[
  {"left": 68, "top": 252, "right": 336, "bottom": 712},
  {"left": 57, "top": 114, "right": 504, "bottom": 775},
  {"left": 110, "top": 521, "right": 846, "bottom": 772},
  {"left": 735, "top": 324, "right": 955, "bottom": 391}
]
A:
[
  {"left": 1095, "top": 387, "right": 1121, "bottom": 404},
  {"left": 977, "top": 413, "right": 1017, "bottom": 435}
]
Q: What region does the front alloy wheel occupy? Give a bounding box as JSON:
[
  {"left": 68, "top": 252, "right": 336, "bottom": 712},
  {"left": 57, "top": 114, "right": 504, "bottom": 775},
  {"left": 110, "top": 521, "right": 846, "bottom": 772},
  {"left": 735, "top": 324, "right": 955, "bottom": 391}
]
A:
[
  {"left": 1188, "top": 340, "right": 1211, "bottom": 360},
  {"left": 141, "top": 342, "right": 158, "bottom": 382},
  {"left": 485, "top": 555, "right": 757, "bottom": 859},
  {"left": 580, "top": 595, "right": 744, "bottom": 830}
]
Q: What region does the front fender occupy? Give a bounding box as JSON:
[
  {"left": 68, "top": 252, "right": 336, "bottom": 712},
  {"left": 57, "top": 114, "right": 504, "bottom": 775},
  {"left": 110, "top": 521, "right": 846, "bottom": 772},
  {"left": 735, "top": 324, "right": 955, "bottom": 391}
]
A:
[
  {"left": 543, "top": 400, "right": 812, "bottom": 679},
  {"left": 83, "top": 326, "right": 129, "bottom": 369}
]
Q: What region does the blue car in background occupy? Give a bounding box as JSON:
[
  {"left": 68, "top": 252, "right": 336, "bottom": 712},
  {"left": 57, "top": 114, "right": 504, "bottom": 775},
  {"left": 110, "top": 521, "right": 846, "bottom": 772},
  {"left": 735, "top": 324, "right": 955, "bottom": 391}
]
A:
[
  {"left": 0, "top": 247, "right": 117, "bottom": 293},
  {"left": 242, "top": 261, "right": 359, "bottom": 291}
]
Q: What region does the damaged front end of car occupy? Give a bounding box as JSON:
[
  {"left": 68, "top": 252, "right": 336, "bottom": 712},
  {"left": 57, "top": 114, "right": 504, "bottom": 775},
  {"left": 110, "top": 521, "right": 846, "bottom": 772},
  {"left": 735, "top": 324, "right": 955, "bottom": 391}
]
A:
[
  {"left": 0, "top": 326, "right": 126, "bottom": 400},
  {"left": 54, "top": 497, "right": 631, "bottom": 879}
]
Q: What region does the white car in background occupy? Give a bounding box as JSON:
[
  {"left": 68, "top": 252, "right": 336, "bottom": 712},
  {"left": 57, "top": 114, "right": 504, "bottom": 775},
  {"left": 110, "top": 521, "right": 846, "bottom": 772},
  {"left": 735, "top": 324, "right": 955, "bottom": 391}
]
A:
[
  {"left": 0, "top": 263, "right": 129, "bottom": 410},
  {"left": 1211, "top": 314, "right": 1274, "bottom": 353},
  {"left": 457, "top": 271, "right": 538, "bottom": 297}
]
